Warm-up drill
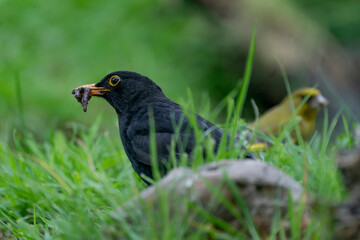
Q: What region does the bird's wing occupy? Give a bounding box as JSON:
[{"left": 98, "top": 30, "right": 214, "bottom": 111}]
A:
[
  {"left": 195, "top": 115, "right": 223, "bottom": 143},
  {"left": 130, "top": 131, "right": 195, "bottom": 167},
  {"left": 126, "top": 107, "right": 196, "bottom": 167}
]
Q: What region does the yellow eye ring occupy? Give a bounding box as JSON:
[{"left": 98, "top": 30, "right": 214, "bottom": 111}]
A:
[{"left": 109, "top": 75, "right": 121, "bottom": 86}]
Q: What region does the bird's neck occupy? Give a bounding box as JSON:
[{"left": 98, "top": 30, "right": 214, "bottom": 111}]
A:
[
  {"left": 298, "top": 107, "right": 318, "bottom": 121},
  {"left": 115, "top": 96, "right": 161, "bottom": 124}
]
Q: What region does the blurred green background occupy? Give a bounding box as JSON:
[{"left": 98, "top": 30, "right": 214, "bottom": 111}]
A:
[{"left": 1, "top": 0, "right": 359, "bottom": 140}]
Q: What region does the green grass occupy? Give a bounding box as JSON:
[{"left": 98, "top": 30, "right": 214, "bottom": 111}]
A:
[
  {"left": 0, "top": 120, "right": 140, "bottom": 239},
  {"left": 0, "top": 108, "right": 352, "bottom": 239}
]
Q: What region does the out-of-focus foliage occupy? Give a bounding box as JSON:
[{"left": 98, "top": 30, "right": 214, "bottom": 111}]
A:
[
  {"left": 188, "top": 0, "right": 360, "bottom": 122},
  {"left": 0, "top": 0, "right": 234, "bottom": 137},
  {"left": 290, "top": 0, "right": 360, "bottom": 45},
  {"left": 1, "top": 0, "right": 359, "bottom": 138}
]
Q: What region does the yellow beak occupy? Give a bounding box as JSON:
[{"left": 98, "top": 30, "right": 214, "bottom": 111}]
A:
[{"left": 72, "top": 83, "right": 110, "bottom": 96}]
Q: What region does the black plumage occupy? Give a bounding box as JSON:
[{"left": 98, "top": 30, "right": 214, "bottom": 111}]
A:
[{"left": 73, "top": 71, "right": 254, "bottom": 184}]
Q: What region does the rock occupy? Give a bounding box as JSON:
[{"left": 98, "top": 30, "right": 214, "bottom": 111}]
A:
[
  {"left": 0, "top": 230, "right": 15, "bottom": 240},
  {"left": 112, "top": 160, "right": 309, "bottom": 238},
  {"left": 333, "top": 147, "right": 360, "bottom": 240},
  {"left": 337, "top": 148, "right": 360, "bottom": 192}
]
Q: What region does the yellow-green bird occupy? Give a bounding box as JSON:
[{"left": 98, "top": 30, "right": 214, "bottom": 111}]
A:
[{"left": 250, "top": 88, "right": 329, "bottom": 144}]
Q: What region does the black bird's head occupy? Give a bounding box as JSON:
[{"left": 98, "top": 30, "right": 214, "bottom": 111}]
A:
[{"left": 73, "top": 71, "right": 164, "bottom": 113}]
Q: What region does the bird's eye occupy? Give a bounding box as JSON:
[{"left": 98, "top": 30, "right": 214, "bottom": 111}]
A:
[
  {"left": 109, "top": 75, "right": 121, "bottom": 87},
  {"left": 301, "top": 95, "right": 313, "bottom": 102}
]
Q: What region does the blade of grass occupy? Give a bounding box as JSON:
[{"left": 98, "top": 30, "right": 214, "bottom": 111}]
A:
[
  {"left": 14, "top": 73, "right": 26, "bottom": 132},
  {"left": 148, "top": 107, "right": 161, "bottom": 182},
  {"left": 229, "top": 27, "right": 257, "bottom": 156},
  {"left": 234, "top": 27, "right": 257, "bottom": 118}
]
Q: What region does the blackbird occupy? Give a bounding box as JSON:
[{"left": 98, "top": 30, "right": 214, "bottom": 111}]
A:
[{"left": 72, "top": 71, "right": 254, "bottom": 184}]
